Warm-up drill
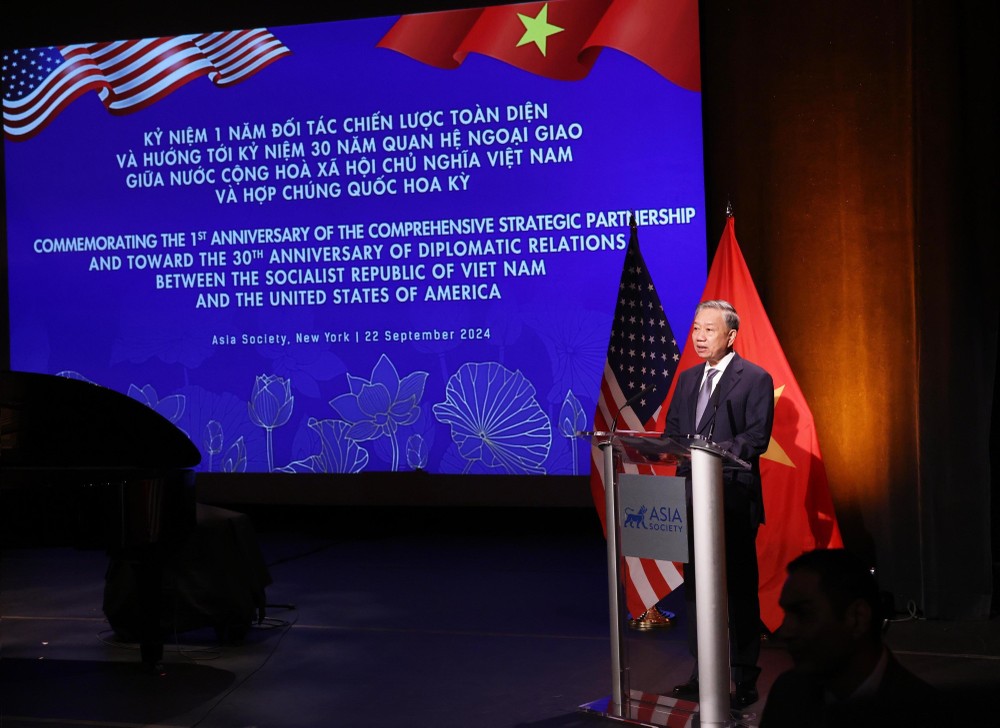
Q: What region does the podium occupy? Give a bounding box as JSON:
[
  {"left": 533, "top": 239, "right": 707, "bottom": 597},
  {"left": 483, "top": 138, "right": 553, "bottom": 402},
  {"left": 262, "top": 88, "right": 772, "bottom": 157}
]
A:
[{"left": 578, "top": 430, "right": 751, "bottom": 728}]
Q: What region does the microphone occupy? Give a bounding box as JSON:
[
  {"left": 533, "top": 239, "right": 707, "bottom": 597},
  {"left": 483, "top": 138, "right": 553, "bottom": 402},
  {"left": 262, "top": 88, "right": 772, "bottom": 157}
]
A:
[
  {"left": 705, "top": 392, "right": 739, "bottom": 442},
  {"left": 610, "top": 386, "right": 656, "bottom": 433},
  {"left": 706, "top": 401, "right": 720, "bottom": 441},
  {"left": 707, "top": 399, "right": 739, "bottom": 443}
]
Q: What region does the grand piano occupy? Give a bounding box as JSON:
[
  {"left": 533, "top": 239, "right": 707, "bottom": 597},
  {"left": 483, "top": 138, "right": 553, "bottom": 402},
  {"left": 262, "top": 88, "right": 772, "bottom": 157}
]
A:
[{"left": 0, "top": 369, "right": 201, "bottom": 668}]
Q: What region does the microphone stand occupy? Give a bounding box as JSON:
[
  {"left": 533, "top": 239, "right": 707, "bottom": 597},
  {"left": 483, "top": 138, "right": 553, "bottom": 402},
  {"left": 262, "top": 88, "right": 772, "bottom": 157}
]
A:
[{"left": 610, "top": 386, "right": 656, "bottom": 433}]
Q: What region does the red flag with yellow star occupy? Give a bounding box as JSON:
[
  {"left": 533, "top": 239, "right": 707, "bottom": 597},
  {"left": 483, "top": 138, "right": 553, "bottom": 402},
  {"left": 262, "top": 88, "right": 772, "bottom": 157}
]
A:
[
  {"left": 658, "top": 215, "right": 844, "bottom": 631},
  {"left": 376, "top": 0, "right": 701, "bottom": 90}
]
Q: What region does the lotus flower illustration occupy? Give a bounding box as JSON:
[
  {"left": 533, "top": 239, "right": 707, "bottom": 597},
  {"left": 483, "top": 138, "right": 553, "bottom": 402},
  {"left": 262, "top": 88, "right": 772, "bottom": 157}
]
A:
[
  {"left": 128, "top": 383, "right": 185, "bottom": 424},
  {"left": 204, "top": 420, "right": 224, "bottom": 471},
  {"left": 248, "top": 374, "right": 294, "bottom": 472},
  {"left": 432, "top": 362, "right": 552, "bottom": 474},
  {"left": 329, "top": 354, "right": 428, "bottom": 471},
  {"left": 558, "top": 389, "right": 587, "bottom": 475},
  {"left": 406, "top": 433, "right": 429, "bottom": 470},
  {"left": 220, "top": 435, "right": 247, "bottom": 473},
  {"left": 558, "top": 390, "right": 586, "bottom": 438}
]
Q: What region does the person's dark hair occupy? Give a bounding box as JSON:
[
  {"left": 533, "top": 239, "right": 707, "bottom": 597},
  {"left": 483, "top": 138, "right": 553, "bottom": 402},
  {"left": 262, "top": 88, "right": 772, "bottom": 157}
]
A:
[
  {"left": 787, "top": 548, "right": 884, "bottom": 642},
  {"left": 696, "top": 299, "right": 740, "bottom": 331}
]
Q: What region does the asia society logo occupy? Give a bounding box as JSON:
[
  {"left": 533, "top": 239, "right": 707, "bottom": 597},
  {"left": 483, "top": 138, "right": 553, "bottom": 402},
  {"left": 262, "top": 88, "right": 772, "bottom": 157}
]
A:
[{"left": 622, "top": 504, "right": 684, "bottom": 532}]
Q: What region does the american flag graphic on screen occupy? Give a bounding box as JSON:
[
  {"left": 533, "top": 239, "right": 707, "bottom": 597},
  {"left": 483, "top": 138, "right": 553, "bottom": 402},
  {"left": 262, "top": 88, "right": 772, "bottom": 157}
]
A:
[
  {"left": 3, "top": 29, "right": 291, "bottom": 141},
  {"left": 590, "top": 214, "right": 685, "bottom": 618}
]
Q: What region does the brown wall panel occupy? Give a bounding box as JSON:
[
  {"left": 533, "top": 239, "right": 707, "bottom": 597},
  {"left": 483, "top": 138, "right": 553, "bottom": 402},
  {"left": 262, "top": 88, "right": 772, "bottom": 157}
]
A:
[
  {"left": 701, "top": 0, "right": 995, "bottom": 616},
  {"left": 700, "top": 1, "right": 923, "bottom": 594}
]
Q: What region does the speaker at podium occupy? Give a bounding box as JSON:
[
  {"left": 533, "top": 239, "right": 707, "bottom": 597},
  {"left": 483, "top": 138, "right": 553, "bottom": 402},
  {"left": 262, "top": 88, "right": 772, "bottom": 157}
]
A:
[{"left": 578, "top": 429, "right": 751, "bottom": 728}]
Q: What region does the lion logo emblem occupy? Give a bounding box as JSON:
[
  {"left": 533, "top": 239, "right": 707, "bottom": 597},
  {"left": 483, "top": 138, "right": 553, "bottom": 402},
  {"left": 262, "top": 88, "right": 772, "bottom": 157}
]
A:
[{"left": 623, "top": 505, "right": 647, "bottom": 529}]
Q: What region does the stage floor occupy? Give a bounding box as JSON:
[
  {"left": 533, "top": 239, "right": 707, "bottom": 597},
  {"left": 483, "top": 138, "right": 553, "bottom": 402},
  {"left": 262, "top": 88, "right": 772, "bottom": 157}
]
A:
[{"left": 1, "top": 506, "right": 997, "bottom": 727}]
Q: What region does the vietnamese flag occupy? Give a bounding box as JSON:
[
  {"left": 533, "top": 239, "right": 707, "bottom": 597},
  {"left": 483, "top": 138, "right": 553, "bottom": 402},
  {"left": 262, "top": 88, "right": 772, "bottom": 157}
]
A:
[
  {"left": 376, "top": 0, "right": 701, "bottom": 90},
  {"left": 657, "top": 215, "right": 844, "bottom": 632}
]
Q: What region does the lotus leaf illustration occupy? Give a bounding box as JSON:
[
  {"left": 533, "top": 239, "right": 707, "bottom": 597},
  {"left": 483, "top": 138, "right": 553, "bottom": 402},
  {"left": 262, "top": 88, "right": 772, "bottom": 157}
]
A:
[
  {"left": 432, "top": 362, "right": 551, "bottom": 474},
  {"left": 277, "top": 418, "right": 369, "bottom": 474}
]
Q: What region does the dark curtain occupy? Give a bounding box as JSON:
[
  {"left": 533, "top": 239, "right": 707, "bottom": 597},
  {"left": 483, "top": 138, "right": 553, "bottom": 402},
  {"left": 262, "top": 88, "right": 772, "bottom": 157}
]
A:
[{"left": 911, "top": 1, "right": 997, "bottom": 618}]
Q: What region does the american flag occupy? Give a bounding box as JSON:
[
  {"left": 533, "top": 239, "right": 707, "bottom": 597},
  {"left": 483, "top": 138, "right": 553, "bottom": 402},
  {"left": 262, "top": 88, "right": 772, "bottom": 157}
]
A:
[
  {"left": 628, "top": 688, "right": 698, "bottom": 726},
  {"left": 3, "top": 29, "right": 291, "bottom": 141},
  {"left": 590, "top": 214, "right": 685, "bottom": 618}
]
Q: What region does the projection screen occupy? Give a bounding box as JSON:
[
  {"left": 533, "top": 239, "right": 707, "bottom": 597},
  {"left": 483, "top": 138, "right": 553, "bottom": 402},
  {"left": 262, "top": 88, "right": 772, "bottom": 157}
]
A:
[{"left": 2, "top": 0, "right": 707, "bottom": 480}]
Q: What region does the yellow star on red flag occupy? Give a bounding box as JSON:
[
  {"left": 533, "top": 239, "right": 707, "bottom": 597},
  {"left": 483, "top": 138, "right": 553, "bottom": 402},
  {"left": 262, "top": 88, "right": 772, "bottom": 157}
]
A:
[
  {"left": 516, "top": 4, "right": 564, "bottom": 56},
  {"left": 762, "top": 385, "right": 794, "bottom": 467}
]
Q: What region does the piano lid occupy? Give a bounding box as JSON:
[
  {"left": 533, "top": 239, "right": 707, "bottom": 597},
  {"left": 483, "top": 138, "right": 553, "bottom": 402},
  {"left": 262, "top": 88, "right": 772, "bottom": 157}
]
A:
[{"left": 0, "top": 370, "right": 201, "bottom": 469}]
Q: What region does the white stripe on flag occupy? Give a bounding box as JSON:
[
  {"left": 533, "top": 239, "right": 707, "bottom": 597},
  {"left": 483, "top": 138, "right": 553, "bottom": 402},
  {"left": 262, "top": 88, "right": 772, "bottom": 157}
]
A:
[{"left": 625, "top": 555, "right": 661, "bottom": 607}]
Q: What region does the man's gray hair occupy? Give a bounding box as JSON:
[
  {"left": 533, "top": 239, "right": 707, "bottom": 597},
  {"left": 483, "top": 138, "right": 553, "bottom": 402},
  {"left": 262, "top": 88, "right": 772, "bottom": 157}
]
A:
[{"left": 696, "top": 300, "right": 740, "bottom": 331}]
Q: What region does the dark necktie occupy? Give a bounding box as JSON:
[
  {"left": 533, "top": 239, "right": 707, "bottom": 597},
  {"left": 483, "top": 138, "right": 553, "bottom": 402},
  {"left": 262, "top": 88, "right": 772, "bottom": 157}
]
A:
[{"left": 695, "top": 368, "right": 718, "bottom": 425}]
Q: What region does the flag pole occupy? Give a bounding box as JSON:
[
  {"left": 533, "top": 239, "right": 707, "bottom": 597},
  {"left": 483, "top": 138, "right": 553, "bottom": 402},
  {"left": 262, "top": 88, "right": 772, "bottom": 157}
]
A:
[
  {"left": 599, "top": 209, "right": 637, "bottom": 716},
  {"left": 601, "top": 439, "right": 626, "bottom": 714},
  {"left": 581, "top": 211, "right": 687, "bottom": 721}
]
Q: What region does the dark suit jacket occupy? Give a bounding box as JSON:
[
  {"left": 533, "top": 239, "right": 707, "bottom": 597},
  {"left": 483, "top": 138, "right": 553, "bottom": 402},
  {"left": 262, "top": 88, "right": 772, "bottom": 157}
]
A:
[
  {"left": 759, "top": 652, "right": 942, "bottom": 727},
  {"left": 665, "top": 352, "right": 774, "bottom": 524}
]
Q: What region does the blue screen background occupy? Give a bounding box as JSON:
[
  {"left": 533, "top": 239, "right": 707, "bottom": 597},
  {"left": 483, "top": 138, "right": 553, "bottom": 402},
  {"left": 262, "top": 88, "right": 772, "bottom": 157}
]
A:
[{"left": 4, "top": 13, "right": 706, "bottom": 476}]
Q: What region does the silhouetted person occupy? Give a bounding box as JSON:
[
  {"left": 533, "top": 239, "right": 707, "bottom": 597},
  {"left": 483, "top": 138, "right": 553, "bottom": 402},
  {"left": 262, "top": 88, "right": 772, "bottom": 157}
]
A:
[{"left": 760, "top": 548, "right": 939, "bottom": 727}]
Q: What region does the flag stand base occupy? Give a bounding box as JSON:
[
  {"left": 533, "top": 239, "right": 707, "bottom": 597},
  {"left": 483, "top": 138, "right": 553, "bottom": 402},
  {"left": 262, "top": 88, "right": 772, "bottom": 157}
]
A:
[
  {"left": 579, "top": 691, "right": 756, "bottom": 727},
  {"left": 578, "top": 691, "right": 698, "bottom": 727}
]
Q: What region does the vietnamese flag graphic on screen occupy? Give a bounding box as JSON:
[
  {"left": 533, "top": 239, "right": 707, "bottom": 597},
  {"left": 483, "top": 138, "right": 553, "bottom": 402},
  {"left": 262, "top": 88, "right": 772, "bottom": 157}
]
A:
[{"left": 377, "top": 0, "right": 700, "bottom": 90}]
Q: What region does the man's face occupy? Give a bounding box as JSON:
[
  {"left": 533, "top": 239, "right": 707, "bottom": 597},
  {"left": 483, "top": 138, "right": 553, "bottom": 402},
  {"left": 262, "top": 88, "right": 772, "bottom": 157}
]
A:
[
  {"left": 691, "top": 307, "right": 736, "bottom": 365},
  {"left": 777, "top": 569, "right": 856, "bottom": 677}
]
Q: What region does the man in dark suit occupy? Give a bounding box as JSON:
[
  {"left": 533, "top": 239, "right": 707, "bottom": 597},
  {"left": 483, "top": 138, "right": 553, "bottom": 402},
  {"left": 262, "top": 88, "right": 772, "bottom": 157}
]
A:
[
  {"left": 760, "top": 548, "right": 940, "bottom": 727},
  {"left": 665, "top": 299, "right": 774, "bottom": 708}
]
